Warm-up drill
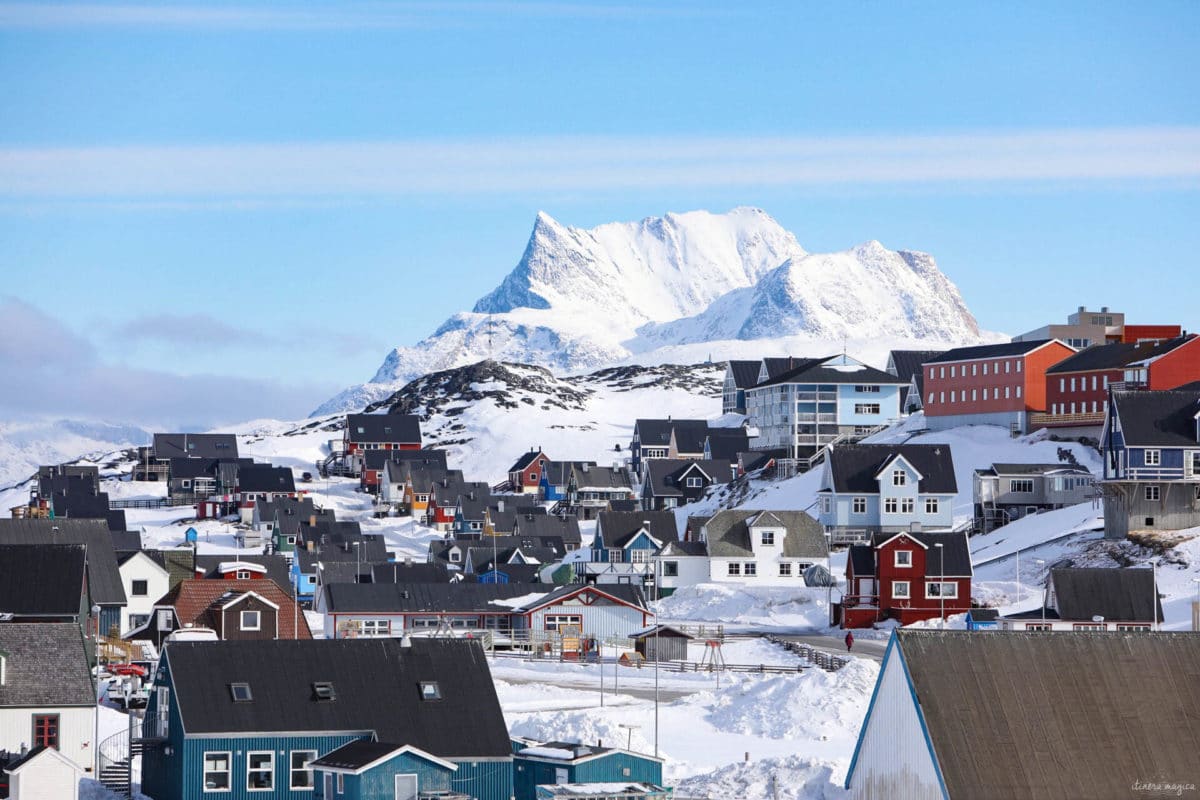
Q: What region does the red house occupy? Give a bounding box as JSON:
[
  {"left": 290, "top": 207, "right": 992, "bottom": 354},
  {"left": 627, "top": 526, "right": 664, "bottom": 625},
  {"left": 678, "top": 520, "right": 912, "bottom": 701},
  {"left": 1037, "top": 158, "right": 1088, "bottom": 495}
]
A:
[
  {"left": 838, "top": 531, "right": 972, "bottom": 629},
  {"left": 1035, "top": 334, "right": 1200, "bottom": 433},
  {"left": 507, "top": 448, "right": 553, "bottom": 493},
  {"left": 344, "top": 413, "right": 422, "bottom": 471},
  {"left": 922, "top": 339, "right": 1076, "bottom": 433}
]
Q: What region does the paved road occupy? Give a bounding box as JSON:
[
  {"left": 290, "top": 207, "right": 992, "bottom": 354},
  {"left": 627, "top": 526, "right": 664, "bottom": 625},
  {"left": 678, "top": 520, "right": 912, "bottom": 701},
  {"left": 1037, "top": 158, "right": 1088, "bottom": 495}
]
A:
[{"left": 773, "top": 632, "right": 887, "bottom": 663}]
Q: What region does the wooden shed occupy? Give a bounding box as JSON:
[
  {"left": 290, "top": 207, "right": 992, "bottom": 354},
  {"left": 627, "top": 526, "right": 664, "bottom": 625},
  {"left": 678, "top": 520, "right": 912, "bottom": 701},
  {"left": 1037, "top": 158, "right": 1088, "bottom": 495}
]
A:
[
  {"left": 3, "top": 746, "right": 83, "bottom": 800},
  {"left": 629, "top": 624, "right": 693, "bottom": 663}
]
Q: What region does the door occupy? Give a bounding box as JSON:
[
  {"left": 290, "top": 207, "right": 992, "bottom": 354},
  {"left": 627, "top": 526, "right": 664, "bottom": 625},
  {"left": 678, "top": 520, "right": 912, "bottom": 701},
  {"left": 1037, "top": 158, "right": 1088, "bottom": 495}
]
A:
[
  {"left": 555, "top": 767, "right": 569, "bottom": 785},
  {"left": 324, "top": 773, "right": 333, "bottom": 798},
  {"left": 394, "top": 774, "right": 418, "bottom": 800}
]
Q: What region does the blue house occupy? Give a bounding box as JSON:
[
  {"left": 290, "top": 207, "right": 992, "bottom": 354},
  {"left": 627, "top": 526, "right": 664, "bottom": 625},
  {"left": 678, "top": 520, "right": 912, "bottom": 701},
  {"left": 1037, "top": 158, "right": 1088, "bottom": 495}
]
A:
[
  {"left": 291, "top": 533, "right": 389, "bottom": 602},
  {"left": 539, "top": 461, "right": 593, "bottom": 503},
  {"left": 965, "top": 608, "right": 999, "bottom": 631},
  {"left": 580, "top": 511, "right": 678, "bottom": 587},
  {"left": 512, "top": 739, "right": 665, "bottom": 800},
  {"left": 1100, "top": 388, "right": 1200, "bottom": 539},
  {"left": 140, "top": 638, "right": 514, "bottom": 800},
  {"left": 309, "top": 741, "right": 467, "bottom": 800}
]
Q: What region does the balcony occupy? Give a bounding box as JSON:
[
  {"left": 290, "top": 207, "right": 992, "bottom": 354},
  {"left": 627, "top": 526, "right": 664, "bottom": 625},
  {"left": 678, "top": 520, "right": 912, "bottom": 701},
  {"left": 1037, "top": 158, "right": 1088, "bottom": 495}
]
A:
[
  {"left": 795, "top": 413, "right": 838, "bottom": 423},
  {"left": 1029, "top": 411, "right": 1106, "bottom": 428}
]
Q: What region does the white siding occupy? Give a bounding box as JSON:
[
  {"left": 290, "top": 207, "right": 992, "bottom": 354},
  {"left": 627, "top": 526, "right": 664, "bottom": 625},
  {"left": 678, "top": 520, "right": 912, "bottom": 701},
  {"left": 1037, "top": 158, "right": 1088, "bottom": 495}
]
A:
[
  {"left": 0, "top": 706, "right": 94, "bottom": 772},
  {"left": 654, "top": 556, "right": 709, "bottom": 593},
  {"left": 848, "top": 648, "right": 943, "bottom": 800},
  {"left": 9, "top": 751, "right": 80, "bottom": 800},
  {"left": 119, "top": 553, "right": 170, "bottom": 635}
]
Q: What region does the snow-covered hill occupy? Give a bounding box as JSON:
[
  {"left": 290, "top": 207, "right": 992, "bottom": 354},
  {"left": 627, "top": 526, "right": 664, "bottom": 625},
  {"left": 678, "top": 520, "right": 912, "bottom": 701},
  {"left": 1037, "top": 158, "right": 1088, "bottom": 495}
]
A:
[
  {"left": 0, "top": 419, "right": 148, "bottom": 490},
  {"left": 315, "top": 207, "right": 983, "bottom": 414}
]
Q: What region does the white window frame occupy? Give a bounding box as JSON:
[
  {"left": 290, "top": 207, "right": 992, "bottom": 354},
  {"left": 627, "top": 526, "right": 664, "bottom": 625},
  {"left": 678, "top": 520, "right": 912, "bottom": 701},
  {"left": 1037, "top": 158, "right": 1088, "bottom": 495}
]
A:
[
  {"left": 852, "top": 497, "right": 867, "bottom": 514},
  {"left": 760, "top": 530, "right": 775, "bottom": 546},
  {"left": 900, "top": 498, "right": 915, "bottom": 514},
  {"left": 630, "top": 549, "right": 650, "bottom": 564},
  {"left": 157, "top": 609, "right": 174, "bottom": 631},
  {"left": 685, "top": 476, "right": 703, "bottom": 488},
  {"left": 203, "top": 751, "right": 232, "bottom": 793},
  {"left": 247, "top": 751, "right": 274, "bottom": 792},
  {"left": 727, "top": 562, "right": 741, "bottom": 576},
  {"left": 241, "top": 610, "right": 261, "bottom": 631},
  {"left": 884, "top": 497, "right": 898, "bottom": 514},
  {"left": 1010, "top": 479, "right": 1034, "bottom": 494},
  {"left": 892, "top": 469, "right": 907, "bottom": 486},
  {"left": 894, "top": 550, "right": 912, "bottom": 567},
  {"left": 744, "top": 561, "right": 757, "bottom": 577},
  {"left": 892, "top": 581, "right": 911, "bottom": 599},
  {"left": 926, "top": 581, "right": 958, "bottom": 599},
  {"left": 289, "top": 751, "right": 317, "bottom": 790},
  {"left": 1145, "top": 485, "right": 1160, "bottom": 501},
  {"left": 1144, "top": 449, "right": 1161, "bottom": 466},
  {"left": 778, "top": 562, "right": 792, "bottom": 577}
]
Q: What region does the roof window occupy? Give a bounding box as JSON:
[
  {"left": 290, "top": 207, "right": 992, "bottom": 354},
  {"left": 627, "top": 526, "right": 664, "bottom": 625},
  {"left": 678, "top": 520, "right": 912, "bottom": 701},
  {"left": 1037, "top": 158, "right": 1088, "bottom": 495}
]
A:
[
  {"left": 312, "top": 681, "right": 336, "bottom": 701},
  {"left": 419, "top": 681, "right": 441, "bottom": 701},
  {"left": 230, "top": 682, "right": 252, "bottom": 702}
]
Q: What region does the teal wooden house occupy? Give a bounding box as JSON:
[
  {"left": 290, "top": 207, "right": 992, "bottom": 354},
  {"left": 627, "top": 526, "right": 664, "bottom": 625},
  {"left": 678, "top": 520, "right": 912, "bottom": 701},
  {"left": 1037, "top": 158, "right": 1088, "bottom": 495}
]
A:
[
  {"left": 512, "top": 740, "right": 665, "bottom": 800},
  {"left": 140, "top": 637, "right": 513, "bottom": 800}
]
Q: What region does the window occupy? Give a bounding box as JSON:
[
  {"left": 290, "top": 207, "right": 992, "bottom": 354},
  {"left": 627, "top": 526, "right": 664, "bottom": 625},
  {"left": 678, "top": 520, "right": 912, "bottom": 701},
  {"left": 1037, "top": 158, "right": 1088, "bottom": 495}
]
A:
[
  {"left": 852, "top": 497, "right": 867, "bottom": 514},
  {"left": 971, "top": 389, "right": 977, "bottom": 401},
  {"left": 925, "top": 497, "right": 939, "bottom": 514},
  {"left": 894, "top": 550, "right": 912, "bottom": 567},
  {"left": 854, "top": 403, "right": 881, "bottom": 414},
  {"left": 131, "top": 579, "right": 148, "bottom": 597},
  {"left": 338, "top": 773, "right": 345, "bottom": 795},
  {"left": 1004, "top": 387, "right": 1011, "bottom": 399},
  {"left": 744, "top": 562, "right": 757, "bottom": 576},
  {"left": 884, "top": 498, "right": 898, "bottom": 514},
  {"left": 241, "top": 610, "right": 261, "bottom": 631},
  {"left": 449, "top": 550, "right": 461, "bottom": 563},
  {"left": 685, "top": 477, "right": 703, "bottom": 488},
  {"left": 1016, "top": 386, "right": 1022, "bottom": 398},
  {"left": 32, "top": 714, "right": 58, "bottom": 749},
  {"left": 983, "top": 363, "right": 988, "bottom": 375},
  {"left": 247, "top": 752, "right": 273, "bottom": 791},
  {"left": 544, "top": 614, "right": 582, "bottom": 632},
  {"left": 727, "top": 562, "right": 741, "bottom": 576},
  {"left": 950, "top": 391, "right": 956, "bottom": 403},
  {"left": 819, "top": 496, "right": 831, "bottom": 514},
  {"left": 630, "top": 549, "right": 651, "bottom": 564},
  {"left": 892, "top": 469, "right": 907, "bottom": 486},
  {"left": 926, "top": 582, "right": 957, "bottom": 598},
  {"left": 927, "top": 392, "right": 934, "bottom": 404},
  {"left": 661, "top": 561, "right": 679, "bottom": 577},
  {"left": 358, "top": 619, "right": 390, "bottom": 637},
  {"left": 856, "top": 385, "right": 880, "bottom": 393},
  {"left": 608, "top": 548, "right": 625, "bottom": 563},
  {"left": 1070, "top": 377, "right": 1076, "bottom": 392},
  {"left": 236, "top": 570, "right": 252, "bottom": 580},
  {"left": 1005, "top": 361, "right": 1011, "bottom": 373},
  {"left": 1025, "top": 623, "right": 1052, "bottom": 632},
  {"left": 1145, "top": 485, "right": 1160, "bottom": 501},
  {"left": 312, "top": 682, "right": 336, "bottom": 701},
  {"left": 203, "top": 752, "right": 232, "bottom": 792},
  {"left": 1073, "top": 623, "right": 1106, "bottom": 631},
  {"left": 419, "top": 681, "right": 441, "bottom": 700},
  {"left": 230, "top": 682, "right": 252, "bottom": 702},
  {"left": 1010, "top": 479, "right": 1034, "bottom": 493},
  {"left": 1116, "top": 624, "right": 1150, "bottom": 632},
  {"left": 939, "top": 367, "right": 945, "bottom": 378},
  {"left": 1016, "top": 361, "right": 1022, "bottom": 372},
  {"left": 982, "top": 388, "right": 988, "bottom": 400},
  {"left": 157, "top": 609, "right": 174, "bottom": 631},
  {"left": 892, "top": 581, "right": 910, "bottom": 599},
  {"left": 900, "top": 498, "right": 915, "bottom": 514},
  {"left": 760, "top": 530, "right": 775, "bottom": 546},
  {"left": 971, "top": 364, "right": 977, "bottom": 376},
  {"left": 779, "top": 562, "right": 792, "bottom": 577},
  {"left": 1144, "top": 449, "right": 1161, "bottom": 466},
  {"left": 950, "top": 366, "right": 956, "bottom": 378}
]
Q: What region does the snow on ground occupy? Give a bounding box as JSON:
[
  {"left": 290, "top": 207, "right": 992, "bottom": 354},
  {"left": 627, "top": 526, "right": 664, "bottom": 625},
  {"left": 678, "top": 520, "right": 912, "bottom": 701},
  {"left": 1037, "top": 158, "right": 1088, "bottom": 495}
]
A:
[
  {"left": 654, "top": 584, "right": 833, "bottom": 631},
  {"left": 969, "top": 502, "right": 1105, "bottom": 566}
]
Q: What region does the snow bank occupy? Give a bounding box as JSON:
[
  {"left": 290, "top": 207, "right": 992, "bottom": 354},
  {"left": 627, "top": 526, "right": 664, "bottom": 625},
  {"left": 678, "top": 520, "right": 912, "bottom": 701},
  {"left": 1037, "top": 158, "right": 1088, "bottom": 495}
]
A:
[
  {"left": 654, "top": 583, "right": 832, "bottom": 630},
  {"left": 673, "top": 755, "right": 849, "bottom": 800}
]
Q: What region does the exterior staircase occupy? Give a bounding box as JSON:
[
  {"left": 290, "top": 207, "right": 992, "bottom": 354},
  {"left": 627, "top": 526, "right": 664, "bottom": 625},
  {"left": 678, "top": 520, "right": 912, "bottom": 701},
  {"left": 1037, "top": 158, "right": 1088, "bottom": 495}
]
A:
[{"left": 98, "top": 724, "right": 145, "bottom": 799}]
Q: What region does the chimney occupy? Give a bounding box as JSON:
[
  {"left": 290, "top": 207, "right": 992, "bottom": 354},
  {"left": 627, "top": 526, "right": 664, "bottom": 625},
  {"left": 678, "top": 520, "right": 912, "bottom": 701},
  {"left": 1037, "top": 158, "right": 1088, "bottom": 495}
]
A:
[
  {"left": 309, "top": 515, "right": 316, "bottom": 526},
  {"left": 400, "top": 633, "right": 412, "bottom": 648},
  {"left": 307, "top": 540, "right": 315, "bottom": 552},
  {"left": 582, "top": 464, "right": 589, "bottom": 473}
]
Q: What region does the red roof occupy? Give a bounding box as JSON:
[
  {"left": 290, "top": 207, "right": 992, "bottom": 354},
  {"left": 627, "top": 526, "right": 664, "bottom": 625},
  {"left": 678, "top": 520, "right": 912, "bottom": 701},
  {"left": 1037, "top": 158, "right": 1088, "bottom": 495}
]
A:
[{"left": 155, "top": 578, "right": 311, "bottom": 639}]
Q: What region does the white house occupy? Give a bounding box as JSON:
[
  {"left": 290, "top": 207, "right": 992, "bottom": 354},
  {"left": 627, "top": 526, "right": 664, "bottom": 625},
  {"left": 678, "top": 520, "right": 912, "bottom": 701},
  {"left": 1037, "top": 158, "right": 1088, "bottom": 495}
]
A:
[
  {"left": 4, "top": 745, "right": 84, "bottom": 800},
  {"left": 117, "top": 550, "right": 170, "bottom": 635},
  {"left": 999, "top": 567, "right": 1162, "bottom": 631},
  {"left": 0, "top": 624, "right": 97, "bottom": 773}
]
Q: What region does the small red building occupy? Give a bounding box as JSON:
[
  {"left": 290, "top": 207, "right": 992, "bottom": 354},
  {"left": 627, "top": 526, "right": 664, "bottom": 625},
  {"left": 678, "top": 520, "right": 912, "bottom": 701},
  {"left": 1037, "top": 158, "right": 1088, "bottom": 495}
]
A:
[
  {"left": 507, "top": 448, "right": 553, "bottom": 493},
  {"left": 922, "top": 340, "right": 1076, "bottom": 433},
  {"left": 838, "top": 531, "right": 972, "bottom": 629},
  {"left": 344, "top": 413, "right": 422, "bottom": 458}
]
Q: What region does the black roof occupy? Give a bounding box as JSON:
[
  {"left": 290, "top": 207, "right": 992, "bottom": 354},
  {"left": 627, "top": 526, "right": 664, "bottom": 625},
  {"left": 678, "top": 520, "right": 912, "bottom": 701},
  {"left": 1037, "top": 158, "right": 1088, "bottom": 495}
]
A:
[
  {"left": 1046, "top": 336, "right": 1192, "bottom": 374},
  {"left": 726, "top": 360, "right": 762, "bottom": 390},
  {"left": 512, "top": 514, "right": 582, "bottom": 545},
  {"left": 194, "top": 554, "right": 294, "bottom": 591},
  {"left": 507, "top": 449, "right": 546, "bottom": 473},
  {"left": 871, "top": 531, "right": 972, "bottom": 577},
  {"left": 473, "top": 564, "right": 548, "bottom": 584},
  {"left": 370, "top": 562, "right": 453, "bottom": 584},
  {"left": 168, "top": 456, "right": 250, "bottom": 480},
  {"left": 659, "top": 539, "right": 708, "bottom": 557},
  {"left": 762, "top": 356, "right": 823, "bottom": 380},
  {"left": 345, "top": 413, "right": 422, "bottom": 445},
  {"left": 968, "top": 608, "right": 1000, "bottom": 621},
  {"left": 1051, "top": 568, "right": 1163, "bottom": 623},
  {"left": 153, "top": 433, "right": 238, "bottom": 459},
  {"left": 0, "top": 623, "right": 95, "bottom": 707},
  {"left": 1111, "top": 390, "right": 1200, "bottom": 447},
  {"left": 756, "top": 358, "right": 905, "bottom": 389},
  {"left": 976, "top": 463, "right": 1092, "bottom": 477},
  {"left": 848, "top": 544, "right": 875, "bottom": 577},
  {"left": 309, "top": 740, "right": 412, "bottom": 771},
  {"left": 643, "top": 459, "right": 733, "bottom": 497},
  {"left": 323, "top": 582, "right": 540, "bottom": 613},
  {"left": 0, "top": 544, "right": 86, "bottom": 616},
  {"left": 0, "top": 519, "right": 126, "bottom": 606},
  {"left": 465, "top": 544, "right": 559, "bottom": 574},
  {"left": 925, "top": 339, "right": 1060, "bottom": 364},
  {"left": 296, "top": 538, "right": 388, "bottom": 575},
  {"left": 162, "top": 638, "right": 510, "bottom": 757},
  {"left": 595, "top": 511, "right": 679, "bottom": 549},
  {"left": 430, "top": 536, "right": 566, "bottom": 565},
  {"left": 669, "top": 421, "right": 713, "bottom": 455},
  {"left": 238, "top": 465, "right": 296, "bottom": 494},
  {"left": 364, "top": 448, "right": 448, "bottom": 472},
  {"left": 888, "top": 350, "right": 945, "bottom": 381},
  {"left": 110, "top": 529, "right": 143, "bottom": 554},
  {"left": 634, "top": 419, "right": 707, "bottom": 448},
  {"left": 826, "top": 444, "right": 957, "bottom": 494},
  {"left": 704, "top": 430, "right": 750, "bottom": 462}
]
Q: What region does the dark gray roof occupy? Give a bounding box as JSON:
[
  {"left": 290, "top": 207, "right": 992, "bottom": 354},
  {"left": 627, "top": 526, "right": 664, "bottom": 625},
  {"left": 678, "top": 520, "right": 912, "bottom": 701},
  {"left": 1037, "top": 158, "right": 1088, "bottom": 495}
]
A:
[
  {"left": 726, "top": 360, "right": 762, "bottom": 390},
  {"left": 507, "top": 449, "right": 546, "bottom": 473},
  {"left": 847, "top": 544, "right": 875, "bottom": 578},
  {"left": 976, "top": 462, "right": 1092, "bottom": 477},
  {"left": 634, "top": 419, "right": 706, "bottom": 448},
  {"left": 1111, "top": 390, "right": 1200, "bottom": 447},
  {"left": 0, "top": 544, "right": 86, "bottom": 616},
  {"left": 1046, "top": 335, "right": 1195, "bottom": 374},
  {"left": 886, "top": 630, "right": 1200, "bottom": 800},
  {"left": 968, "top": 608, "right": 1000, "bottom": 621},
  {"left": 703, "top": 429, "right": 750, "bottom": 462},
  {"left": 826, "top": 444, "right": 957, "bottom": 494},
  {"left": 541, "top": 461, "right": 595, "bottom": 486},
  {"left": 888, "top": 350, "right": 945, "bottom": 382},
  {"left": 364, "top": 448, "right": 448, "bottom": 472},
  {"left": 925, "top": 339, "right": 1059, "bottom": 364},
  {"left": 194, "top": 554, "right": 294, "bottom": 591},
  {"left": 595, "top": 511, "right": 679, "bottom": 549},
  {"left": 465, "top": 544, "right": 559, "bottom": 574},
  {"left": 238, "top": 465, "right": 296, "bottom": 494},
  {"left": 162, "top": 638, "right": 510, "bottom": 757},
  {"left": 153, "top": 433, "right": 238, "bottom": 459},
  {"left": 1051, "top": 568, "right": 1163, "bottom": 623},
  {"left": 517, "top": 583, "right": 647, "bottom": 612},
  {"left": 309, "top": 740, "right": 410, "bottom": 771},
  {"left": 429, "top": 536, "right": 566, "bottom": 565},
  {"left": 512, "top": 514, "right": 581, "bottom": 545},
  {"left": 345, "top": 413, "right": 422, "bottom": 445},
  {"left": 657, "top": 539, "right": 708, "bottom": 557},
  {"left": 370, "top": 562, "right": 452, "bottom": 584},
  {"left": 110, "top": 529, "right": 142, "bottom": 554},
  {"left": 0, "top": 623, "right": 95, "bottom": 707},
  {"left": 323, "top": 582, "right": 540, "bottom": 613},
  {"left": 700, "top": 510, "right": 828, "bottom": 560},
  {"left": 871, "top": 531, "right": 972, "bottom": 577},
  {"left": 756, "top": 358, "right": 906, "bottom": 389},
  {"left": 668, "top": 421, "right": 713, "bottom": 455},
  {"left": 572, "top": 465, "right": 633, "bottom": 491},
  {"left": 0, "top": 519, "right": 126, "bottom": 606},
  {"left": 762, "top": 356, "right": 825, "bottom": 380},
  {"left": 643, "top": 459, "right": 733, "bottom": 497},
  {"left": 472, "top": 564, "right": 547, "bottom": 584},
  {"left": 168, "top": 456, "right": 250, "bottom": 480}
]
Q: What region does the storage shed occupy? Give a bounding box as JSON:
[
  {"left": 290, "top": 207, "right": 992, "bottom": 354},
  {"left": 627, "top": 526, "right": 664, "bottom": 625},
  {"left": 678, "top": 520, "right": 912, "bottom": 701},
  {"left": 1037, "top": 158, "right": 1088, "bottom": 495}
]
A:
[
  {"left": 3, "top": 746, "right": 83, "bottom": 800},
  {"left": 965, "top": 608, "right": 1000, "bottom": 631},
  {"left": 629, "top": 624, "right": 692, "bottom": 663}
]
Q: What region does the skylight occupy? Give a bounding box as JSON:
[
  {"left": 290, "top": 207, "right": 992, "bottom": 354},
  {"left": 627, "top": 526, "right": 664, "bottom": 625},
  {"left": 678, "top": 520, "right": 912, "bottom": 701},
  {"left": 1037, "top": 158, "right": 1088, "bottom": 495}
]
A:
[
  {"left": 230, "top": 682, "right": 252, "bottom": 702},
  {"left": 419, "top": 681, "right": 441, "bottom": 701},
  {"left": 312, "top": 681, "right": 336, "bottom": 701}
]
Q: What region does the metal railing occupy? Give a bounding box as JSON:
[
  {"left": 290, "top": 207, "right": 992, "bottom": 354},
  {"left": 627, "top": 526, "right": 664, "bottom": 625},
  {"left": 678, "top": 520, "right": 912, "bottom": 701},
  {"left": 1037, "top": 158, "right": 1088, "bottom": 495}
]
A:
[{"left": 1028, "top": 411, "right": 1106, "bottom": 427}]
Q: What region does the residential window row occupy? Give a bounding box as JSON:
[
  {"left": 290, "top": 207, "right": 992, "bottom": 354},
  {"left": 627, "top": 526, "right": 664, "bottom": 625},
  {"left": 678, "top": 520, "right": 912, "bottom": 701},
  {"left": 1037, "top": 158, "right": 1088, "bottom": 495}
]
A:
[
  {"left": 929, "top": 360, "right": 1020, "bottom": 380},
  {"left": 724, "top": 561, "right": 808, "bottom": 577},
  {"left": 928, "top": 385, "right": 1021, "bottom": 405},
  {"left": 726, "top": 562, "right": 758, "bottom": 576},
  {"left": 1058, "top": 375, "right": 1108, "bottom": 393},
  {"left": 1051, "top": 401, "right": 1106, "bottom": 415},
  {"left": 890, "top": 580, "right": 957, "bottom": 599},
  {"left": 203, "top": 750, "right": 318, "bottom": 792}
]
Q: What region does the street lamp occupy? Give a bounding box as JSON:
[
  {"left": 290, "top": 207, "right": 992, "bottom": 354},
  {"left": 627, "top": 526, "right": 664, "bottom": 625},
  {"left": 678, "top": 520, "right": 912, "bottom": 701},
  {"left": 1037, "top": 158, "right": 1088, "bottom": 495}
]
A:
[
  {"left": 1035, "top": 559, "right": 1046, "bottom": 628},
  {"left": 91, "top": 603, "right": 102, "bottom": 776},
  {"left": 1150, "top": 557, "right": 1160, "bottom": 631},
  {"left": 352, "top": 541, "right": 361, "bottom": 583},
  {"left": 934, "top": 544, "right": 944, "bottom": 629}
]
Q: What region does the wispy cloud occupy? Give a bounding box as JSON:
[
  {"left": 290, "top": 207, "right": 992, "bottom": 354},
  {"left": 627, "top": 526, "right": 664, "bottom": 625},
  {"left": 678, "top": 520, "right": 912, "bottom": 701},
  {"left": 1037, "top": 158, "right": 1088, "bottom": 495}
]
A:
[
  {"left": 0, "top": 1, "right": 689, "bottom": 30},
  {"left": 2, "top": 128, "right": 1198, "bottom": 204}
]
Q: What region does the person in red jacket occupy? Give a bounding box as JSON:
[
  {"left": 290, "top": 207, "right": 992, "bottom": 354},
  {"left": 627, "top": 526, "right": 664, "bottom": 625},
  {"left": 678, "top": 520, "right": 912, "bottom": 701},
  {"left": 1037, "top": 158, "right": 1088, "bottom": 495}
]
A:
[{"left": 844, "top": 631, "right": 855, "bottom": 652}]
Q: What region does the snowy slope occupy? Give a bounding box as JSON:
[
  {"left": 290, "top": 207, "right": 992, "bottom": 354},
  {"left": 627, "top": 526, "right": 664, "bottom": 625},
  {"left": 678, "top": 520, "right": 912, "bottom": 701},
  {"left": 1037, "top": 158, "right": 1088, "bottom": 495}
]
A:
[
  {"left": 0, "top": 419, "right": 148, "bottom": 490},
  {"left": 315, "top": 207, "right": 984, "bottom": 414}
]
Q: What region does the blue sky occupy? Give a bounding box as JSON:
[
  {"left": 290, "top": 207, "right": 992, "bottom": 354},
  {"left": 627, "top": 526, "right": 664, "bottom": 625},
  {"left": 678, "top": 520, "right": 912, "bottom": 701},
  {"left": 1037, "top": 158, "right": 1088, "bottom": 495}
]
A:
[{"left": 1, "top": 1, "right": 1198, "bottom": 424}]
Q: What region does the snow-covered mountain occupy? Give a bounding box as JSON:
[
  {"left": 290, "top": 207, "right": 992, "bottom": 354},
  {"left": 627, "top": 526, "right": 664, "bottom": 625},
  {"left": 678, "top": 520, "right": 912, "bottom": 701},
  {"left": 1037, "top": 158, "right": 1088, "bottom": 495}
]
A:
[
  {"left": 0, "top": 419, "right": 149, "bottom": 490},
  {"left": 318, "top": 207, "right": 982, "bottom": 415}
]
